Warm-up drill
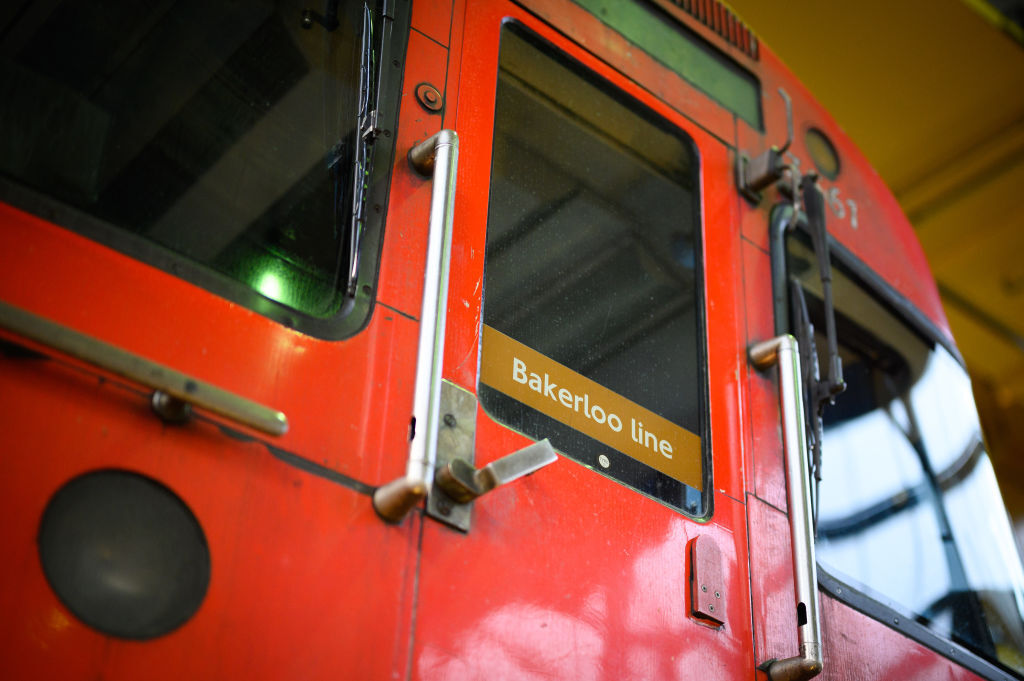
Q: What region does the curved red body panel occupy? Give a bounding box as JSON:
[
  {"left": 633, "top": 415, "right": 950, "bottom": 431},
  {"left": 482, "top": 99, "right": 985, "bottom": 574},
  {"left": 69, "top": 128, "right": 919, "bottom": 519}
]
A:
[{"left": 0, "top": 1, "right": 989, "bottom": 680}]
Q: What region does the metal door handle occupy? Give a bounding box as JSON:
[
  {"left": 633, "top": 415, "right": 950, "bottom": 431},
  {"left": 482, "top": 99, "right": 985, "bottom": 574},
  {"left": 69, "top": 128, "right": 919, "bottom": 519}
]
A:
[
  {"left": 373, "top": 130, "right": 460, "bottom": 523},
  {"left": 0, "top": 299, "right": 288, "bottom": 436},
  {"left": 436, "top": 439, "right": 557, "bottom": 504},
  {"left": 751, "top": 335, "right": 823, "bottom": 681}
]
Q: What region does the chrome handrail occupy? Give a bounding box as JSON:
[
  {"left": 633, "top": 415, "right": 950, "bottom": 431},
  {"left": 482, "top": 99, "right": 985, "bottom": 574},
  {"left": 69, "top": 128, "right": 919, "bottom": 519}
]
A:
[
  {"left": 373, "top": 129, "right": 459, "bottom": 523},
  {"left": 0, "top": 299, "right": 288, "bottom": 436},
  {"left": 751, "top": 334, "right": 823, "bottom": 681}
]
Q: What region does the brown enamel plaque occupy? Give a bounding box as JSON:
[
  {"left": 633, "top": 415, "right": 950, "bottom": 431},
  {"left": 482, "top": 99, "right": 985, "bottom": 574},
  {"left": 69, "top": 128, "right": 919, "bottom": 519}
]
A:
[{"left": 480, "top": 325, "right": 702, "bottom": 489}]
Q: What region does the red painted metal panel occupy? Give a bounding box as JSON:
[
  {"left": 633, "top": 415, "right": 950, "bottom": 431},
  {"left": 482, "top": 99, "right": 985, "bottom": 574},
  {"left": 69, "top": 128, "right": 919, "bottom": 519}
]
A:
[
  {"left": 747, "top": 494, "right": 798, "bottom": 670},
  {"left": 742, "top": 239, "right": 789, "bottom": 512},
  {"left": 819, "top": 595, "right": 984, "bottom": 681},
  {"left": 702, "top": 133, "right": 748, "bottom": 504},
  {"left": 376, "top": 29, "right": 450, "bottom": 319},
  {"left": 0, "top": 354, "right": 419, "bottom": 681},
  {"left": 0, "top": 204, "right": 420, "bottom": 486},
  {"left": 414, "top": 453, "right": 754, "bottom": 679},
  {"left": 412, "top": 0, "right": 455, "bottom": 46}
]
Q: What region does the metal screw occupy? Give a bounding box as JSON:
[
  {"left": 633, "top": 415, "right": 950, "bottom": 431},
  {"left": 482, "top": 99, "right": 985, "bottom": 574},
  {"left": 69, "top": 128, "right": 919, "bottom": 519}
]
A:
[
  {"left": 701, "top": 585, "right": 708, "bottom": 593},
  {"left": 714, "top": 591, "right": 721, "bottom": 599},
  {"left": 437, "top": 498, "right": 452, "bottom": 517},
  {"left": 443, "top": 413, "right": 457, "bottom": 428},
  {"left": 708, "top": 604, "right": 715, "bottom": 613},
  {"left": 151, "top": 390, "right": 193, "bottom": 425},
  {"left": 893, "top": 617, "right": 900, "bottom": 625}
]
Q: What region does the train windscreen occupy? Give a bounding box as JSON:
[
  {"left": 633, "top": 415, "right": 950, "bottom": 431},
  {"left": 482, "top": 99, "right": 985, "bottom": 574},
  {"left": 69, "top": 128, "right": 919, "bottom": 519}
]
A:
[{"left": 786, "top": 235, "right": 1024, "bottom": 675}]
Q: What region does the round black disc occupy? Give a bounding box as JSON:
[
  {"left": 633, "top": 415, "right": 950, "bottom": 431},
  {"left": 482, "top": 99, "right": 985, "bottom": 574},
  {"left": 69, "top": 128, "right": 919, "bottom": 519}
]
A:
[{"left": 38, "top": 470, "right": 211, "bottom": 639}]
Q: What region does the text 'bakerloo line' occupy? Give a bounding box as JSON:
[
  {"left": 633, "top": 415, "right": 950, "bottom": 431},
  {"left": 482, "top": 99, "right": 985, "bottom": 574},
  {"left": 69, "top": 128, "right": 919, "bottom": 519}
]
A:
[{"left": 512, "top": 357, "right": 674, "bottom": 459}]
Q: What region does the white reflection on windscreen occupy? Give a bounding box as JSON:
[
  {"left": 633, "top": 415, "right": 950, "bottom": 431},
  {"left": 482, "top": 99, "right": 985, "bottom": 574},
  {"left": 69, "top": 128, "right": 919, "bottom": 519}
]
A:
[
  {"left": 910, "top": 350, "right": 982, "bottom": 471},
  {"left": 817, "top": 408, "right": 951, "bottom": 616},
  {"left": 912, "top": 350, "right": 1024, "bottom": 667}
]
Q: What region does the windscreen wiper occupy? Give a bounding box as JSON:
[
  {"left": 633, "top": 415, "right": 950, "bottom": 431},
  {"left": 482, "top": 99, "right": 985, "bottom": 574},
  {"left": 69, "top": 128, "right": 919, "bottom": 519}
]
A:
[
  {"left": 346, "top": 2, "right": 378, "bottom": 298},
  {"left": 790, "top": 174, "right": 847, "bottom": 530},
  {"left": 801, "top": 173, "right": 845, "bottom": 404},
  {"left": 789, "top": 279, "right": 825, "bottom": 529}
]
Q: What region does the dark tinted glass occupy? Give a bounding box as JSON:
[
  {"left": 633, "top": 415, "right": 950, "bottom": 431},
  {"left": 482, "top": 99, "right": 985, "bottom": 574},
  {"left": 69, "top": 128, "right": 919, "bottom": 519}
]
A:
[
  {"left": 0, "top": 1, "right": 400, "bottom": 328},
  {"left": 480, "top": 26, "right": 706, "bottom": 516},
  {"left": 786, "top": 237, "right": 1024, "bottom": 674}
]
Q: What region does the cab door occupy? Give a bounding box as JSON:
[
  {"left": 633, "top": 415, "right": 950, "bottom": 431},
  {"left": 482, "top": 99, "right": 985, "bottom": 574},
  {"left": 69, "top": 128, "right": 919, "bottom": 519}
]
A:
[
  {"left": 0, "top": 2, "right": 422, "bottom": 678},
  {"left": 403, "top": 1, "right": 754, "bottom": 677}
]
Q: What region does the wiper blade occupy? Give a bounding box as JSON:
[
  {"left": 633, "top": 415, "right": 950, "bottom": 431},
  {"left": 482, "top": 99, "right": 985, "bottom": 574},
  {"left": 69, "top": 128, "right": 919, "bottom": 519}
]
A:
[
  {"left": 790, "top": 279, "right": 824, "bottom": 531},
  {"left": 801, "top": 173, "right": 846, "bottom": 402},
  {"left": 344, "top": 3, "right": 378, "bottom": 298}
]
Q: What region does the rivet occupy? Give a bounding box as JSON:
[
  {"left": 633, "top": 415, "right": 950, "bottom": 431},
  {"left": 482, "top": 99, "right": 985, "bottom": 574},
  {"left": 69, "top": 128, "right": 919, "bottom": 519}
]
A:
[
  {"left": 714, "top": 591, "right": 721, "bottom": 599},
  {"left": 415, "top": 83, "right": 444, "bottom": 113},
  {"left": 443, "top": 413, "right": 457, "bottom": 428},
  {"left": 437, "top": 498, "right": 452, "bottom": 517},
  {"left": 151, "top": 391, "right": 193, "bottom": 425},
  {"left": 701, "top": 585, "right": 708, "bottom": 593},
  {"left": 708, "top": 604, "right": 715, "bottom": 612},
  {"left": 598, "top": 454, "right": 610, "bottom": 469}
]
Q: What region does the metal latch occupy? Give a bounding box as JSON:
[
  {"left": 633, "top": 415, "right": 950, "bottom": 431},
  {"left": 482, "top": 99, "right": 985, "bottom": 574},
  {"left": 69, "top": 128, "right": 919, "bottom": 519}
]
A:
[
  {"left": 689, "top": 535, "right": 726, "bottom": 628},
  {"left": 426, "top": 381, "right": 557, "bottom": 532},
  {"left": 738, "top": 87, "right": 794, "bottom": 204}
]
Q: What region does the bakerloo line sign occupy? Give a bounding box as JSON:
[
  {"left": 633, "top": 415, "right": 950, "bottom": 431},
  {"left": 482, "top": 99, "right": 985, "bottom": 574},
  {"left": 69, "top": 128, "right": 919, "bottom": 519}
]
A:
[{"left": 480, "top": 324, "right": 702, "bottom": 490}]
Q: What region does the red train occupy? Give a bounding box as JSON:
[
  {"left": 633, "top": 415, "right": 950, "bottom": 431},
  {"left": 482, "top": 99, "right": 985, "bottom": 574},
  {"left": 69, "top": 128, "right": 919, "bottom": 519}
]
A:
[{"left": 2, "top": 1, "right": 1023, "bottom": 679}]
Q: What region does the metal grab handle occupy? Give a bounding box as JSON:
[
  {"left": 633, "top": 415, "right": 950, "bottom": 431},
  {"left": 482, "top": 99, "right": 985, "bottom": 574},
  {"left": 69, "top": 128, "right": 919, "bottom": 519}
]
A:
[
  {"left": 0, "top": 299, "right": 288, "bottom": 436},
  {"left": 373, "top": 130, "right": 460, "bottom": 523},
  {"left": 436, "top": 439, "right": 557, "bottom": 504},
  {"left": 751, "top": 335, "right": 823, "bottom": 681}
]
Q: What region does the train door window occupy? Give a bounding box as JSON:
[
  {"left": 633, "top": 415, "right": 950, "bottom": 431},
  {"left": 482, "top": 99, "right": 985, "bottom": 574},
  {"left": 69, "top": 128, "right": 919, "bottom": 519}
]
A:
[
  {"left": 780, "top": 230, "right": 1024, "bottom": 675},
  {"left": 477, "top": 24, "right": 708, "bottom": 517},
  {"left": 0, "top": 1, "right": 408, "bottom": 337}
]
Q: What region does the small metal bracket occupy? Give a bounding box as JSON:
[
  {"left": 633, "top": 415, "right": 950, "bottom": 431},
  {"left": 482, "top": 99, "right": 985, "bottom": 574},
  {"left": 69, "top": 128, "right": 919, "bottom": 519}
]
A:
[
  {"left": 425, "top": 381, "right": 558, "bottom": 532},
  {"left": 361, "top": 109, "right": 381, "bottom": 143},
  {"left": 425, "top": 381, "right": 478, "bottom": 531},
  {"left": 689, "top": 535, "right": 726, "bottom": 628},
  {"left": 737, "top": 87, "right": 794, "bottom": 206}
]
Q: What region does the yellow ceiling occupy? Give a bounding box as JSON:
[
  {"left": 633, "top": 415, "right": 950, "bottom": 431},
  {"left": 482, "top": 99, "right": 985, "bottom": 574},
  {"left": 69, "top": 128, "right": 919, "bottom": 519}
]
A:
[{"left": 724, "top": 0, "right": 1024, "bottom": 515}]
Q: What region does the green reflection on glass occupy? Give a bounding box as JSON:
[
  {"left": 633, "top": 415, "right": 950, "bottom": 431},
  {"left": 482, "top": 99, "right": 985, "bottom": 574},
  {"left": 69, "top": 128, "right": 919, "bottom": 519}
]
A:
[{"left": 255, "top": 270, "right": 285, "bottom": 303}]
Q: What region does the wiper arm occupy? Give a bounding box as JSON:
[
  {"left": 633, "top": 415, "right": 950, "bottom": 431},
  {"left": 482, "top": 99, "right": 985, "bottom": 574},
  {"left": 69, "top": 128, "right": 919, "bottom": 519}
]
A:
[
  {"left": 787, "top": 174, "right": 847, "bottom": 531},
  {"left": 801, "top": 173, "right": 846, "bottom": 402},
  {"left": 790, "top": 280, "right": 824, "bottom": 531}
]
